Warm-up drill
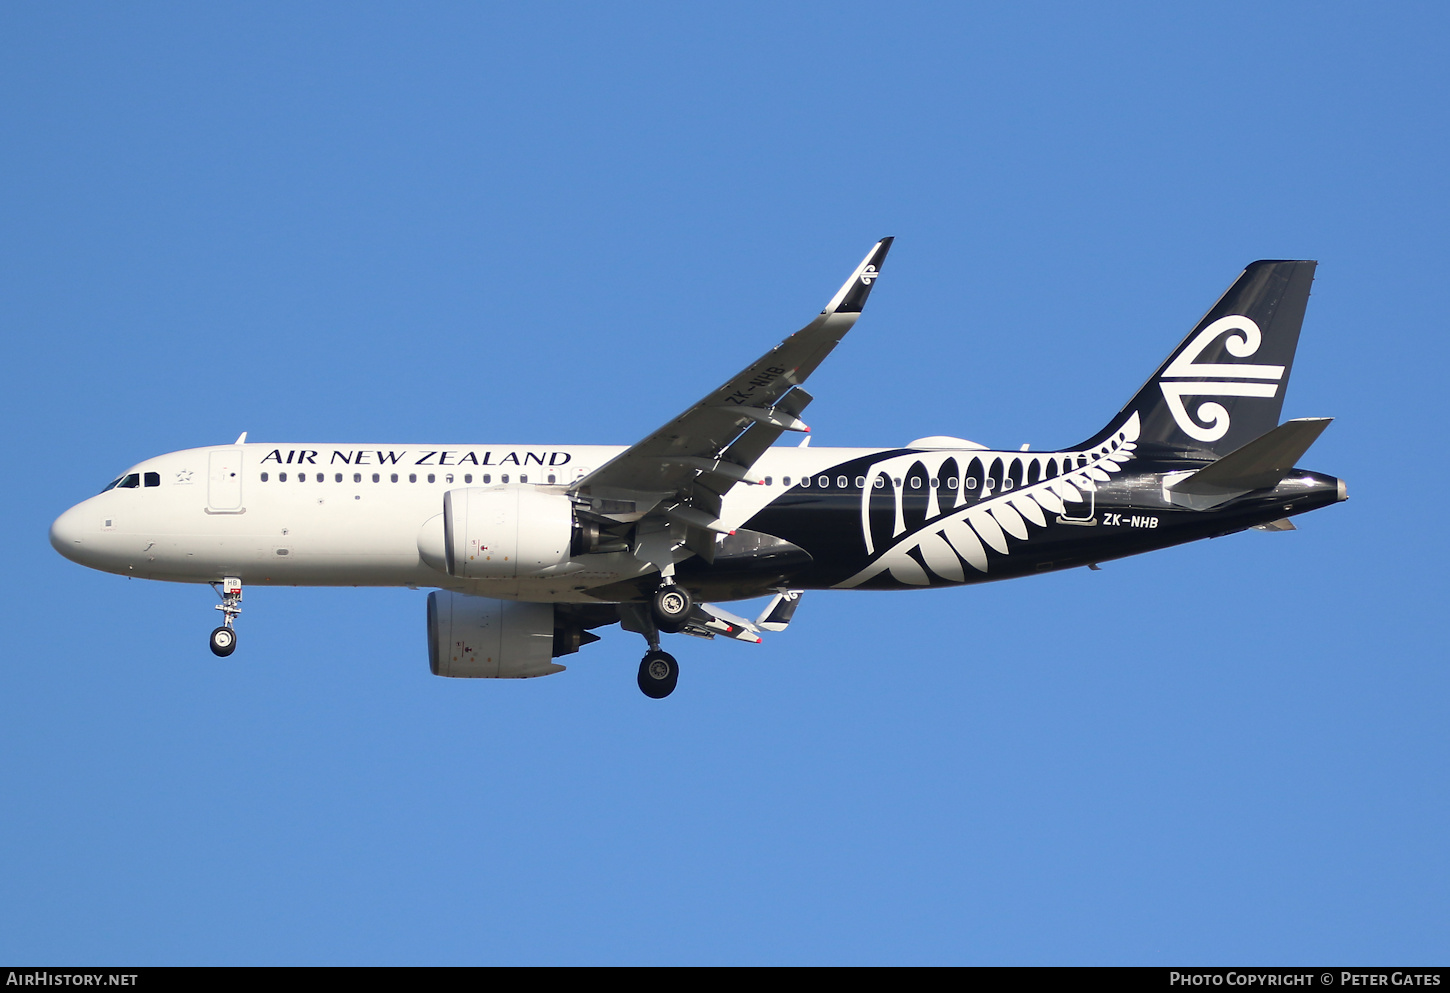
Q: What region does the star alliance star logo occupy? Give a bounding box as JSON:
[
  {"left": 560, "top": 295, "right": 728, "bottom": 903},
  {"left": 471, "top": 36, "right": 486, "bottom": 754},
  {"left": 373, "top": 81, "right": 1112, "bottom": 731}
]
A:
[{"left": 175, "top": 470, "right": 194, "bottom": 484}]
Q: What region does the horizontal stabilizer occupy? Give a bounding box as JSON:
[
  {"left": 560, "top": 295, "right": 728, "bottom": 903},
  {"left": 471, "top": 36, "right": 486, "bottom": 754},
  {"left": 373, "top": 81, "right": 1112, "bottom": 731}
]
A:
[
  {"left": 1166, "top": 417, "right": 1331, "bottom": 511},
  {"left": 1178, "top": 417, "right": 1331, "bottom": 494}
]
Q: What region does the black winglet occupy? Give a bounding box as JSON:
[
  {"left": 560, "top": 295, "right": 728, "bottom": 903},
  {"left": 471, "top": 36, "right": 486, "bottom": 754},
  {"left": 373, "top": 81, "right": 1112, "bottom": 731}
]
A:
[{"left": 829, "top": 237, "right": 894, "bottom": 315}]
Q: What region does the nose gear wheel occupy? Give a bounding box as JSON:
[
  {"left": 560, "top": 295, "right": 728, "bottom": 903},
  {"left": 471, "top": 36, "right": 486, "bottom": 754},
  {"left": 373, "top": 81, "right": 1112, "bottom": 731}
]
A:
[{"left": 209, "top": 626, "right": 237, "bottom": 657}]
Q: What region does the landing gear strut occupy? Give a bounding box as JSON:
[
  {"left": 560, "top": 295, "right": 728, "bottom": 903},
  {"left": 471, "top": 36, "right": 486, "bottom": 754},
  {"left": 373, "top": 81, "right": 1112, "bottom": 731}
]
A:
[
  {"left": 209, "top": 577, "right": 242, "bottom": 657},
  {"left": 619, "top": 601, "right": 682, "bottom": 699}
]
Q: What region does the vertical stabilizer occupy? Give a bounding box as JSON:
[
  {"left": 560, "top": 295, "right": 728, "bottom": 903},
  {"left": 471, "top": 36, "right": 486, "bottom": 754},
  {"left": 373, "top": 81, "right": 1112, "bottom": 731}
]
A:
[{"left": 1077, "top": 260, "right": 1316, "bottom": 459}]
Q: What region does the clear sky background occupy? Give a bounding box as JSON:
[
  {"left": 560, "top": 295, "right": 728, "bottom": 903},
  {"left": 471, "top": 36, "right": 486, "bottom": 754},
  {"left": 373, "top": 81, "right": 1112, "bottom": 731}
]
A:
[{"left": 2, "top": 2, "right": 1446, "bottom": 966}]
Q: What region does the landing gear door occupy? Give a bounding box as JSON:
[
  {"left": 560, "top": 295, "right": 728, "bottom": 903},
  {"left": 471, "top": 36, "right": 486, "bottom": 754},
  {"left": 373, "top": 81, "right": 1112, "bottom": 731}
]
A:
[{"left": 208, "top": 448, "right": 243, "bottom": 511}]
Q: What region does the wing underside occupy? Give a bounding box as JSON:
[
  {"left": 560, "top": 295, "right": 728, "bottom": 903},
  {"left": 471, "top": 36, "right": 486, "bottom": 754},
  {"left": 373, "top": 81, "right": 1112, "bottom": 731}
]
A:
[{"left": 569, "top": 238, "right": 894, "bottom": 575}]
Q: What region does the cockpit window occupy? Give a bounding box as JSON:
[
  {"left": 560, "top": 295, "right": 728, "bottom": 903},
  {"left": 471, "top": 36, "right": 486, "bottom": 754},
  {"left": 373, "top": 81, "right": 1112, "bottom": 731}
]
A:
[
  {"left": 144, "top": 472, "right": 160, "bottom": 487},
  {"left": 113, "top": 473, "right": 140, "bottom": 490},
  {"left": 101, "top": 476, "right": 123, "bottom": 492}
]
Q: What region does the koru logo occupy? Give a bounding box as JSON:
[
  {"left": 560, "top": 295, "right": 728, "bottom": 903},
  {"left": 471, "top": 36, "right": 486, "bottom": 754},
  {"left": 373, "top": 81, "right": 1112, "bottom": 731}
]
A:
[
  {"left": 859, "top": 264, "right": 880, "bottom": 286},
  {"left": 1158, "top": 315, "right": 1284, "bottom": 442}
]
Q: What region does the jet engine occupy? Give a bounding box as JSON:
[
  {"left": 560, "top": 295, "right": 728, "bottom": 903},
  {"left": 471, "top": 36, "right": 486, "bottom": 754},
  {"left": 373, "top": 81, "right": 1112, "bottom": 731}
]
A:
[
  {"left": 427, "top": 591, "right": 581, "bottom": 678},
  {"left": 441, "top": 485, "right": 574, "bottom": 579}
]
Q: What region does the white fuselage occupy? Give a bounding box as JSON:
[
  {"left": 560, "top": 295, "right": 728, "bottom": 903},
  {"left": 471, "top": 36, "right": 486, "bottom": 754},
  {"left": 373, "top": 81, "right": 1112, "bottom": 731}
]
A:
[{"left": 50, "top": 441, "right": 889, "bottom": 603}]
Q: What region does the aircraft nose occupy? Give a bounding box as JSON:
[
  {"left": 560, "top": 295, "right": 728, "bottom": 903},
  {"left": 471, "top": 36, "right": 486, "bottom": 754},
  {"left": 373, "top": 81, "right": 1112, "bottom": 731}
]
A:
[{"left": 49, "top": 504, "right": 89, "bottom": 563}]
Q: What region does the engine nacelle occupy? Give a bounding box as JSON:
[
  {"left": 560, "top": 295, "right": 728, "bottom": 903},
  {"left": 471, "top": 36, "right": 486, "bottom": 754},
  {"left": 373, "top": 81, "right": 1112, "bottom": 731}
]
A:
[
  {"left": 442, "top": 485, "right": 573, "bottom": 579},
  {"left": 427, "top": 591, "right": 567, "bottom": 678}
]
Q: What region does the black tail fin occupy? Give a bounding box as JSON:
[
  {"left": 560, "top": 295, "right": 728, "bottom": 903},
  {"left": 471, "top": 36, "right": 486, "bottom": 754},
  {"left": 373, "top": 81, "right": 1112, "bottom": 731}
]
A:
[{"left": 1076, "top": 260, "right": 1317, "bottom": 459}]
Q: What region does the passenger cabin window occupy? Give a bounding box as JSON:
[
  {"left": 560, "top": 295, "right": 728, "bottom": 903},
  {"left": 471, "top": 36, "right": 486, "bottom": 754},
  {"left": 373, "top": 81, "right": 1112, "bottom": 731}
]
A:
[
  {"left": 520, "top": 474, "right": 528, "bottom": 484},
  {"left": 465, "top": 474, "right": 473, "bottom": 483},
  {"left": 390, "top": 473, "right": 399, "bottom": 483},
  {"left": 501, "top": 474, "right": 509, "bottom": 483},
  {"left": 482, "top": 474, "right": 490, "bottom": 484},
  {"left": 279, "top": 472, "right": 288, "bottom": 482},
  {"left": 335, "top": 473, "right": 343, "bottom": 483},
  {"left": 408, "top": 473, "right": 417, "bottom": 483},
  {"left": 427, "top": 473, "right": 435, "bottom": 483},
  {"left": 316, "top": 473, "right": 323, "bottom": 483},
  {"left": 372, "top": 473, "right": 380, "bottom": 483},
  {"left": 261, "top": 472, "right": 269, "bottom": 482},
  {"left": 445, "top": 474, "right": 454, "bottom": 483},
  {"left": 353, "top": 473, "right": 361, "bottom": 483}
]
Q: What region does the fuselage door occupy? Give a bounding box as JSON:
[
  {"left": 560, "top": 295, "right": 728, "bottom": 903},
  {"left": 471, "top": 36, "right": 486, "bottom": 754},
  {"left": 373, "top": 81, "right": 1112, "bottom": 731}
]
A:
[
  {"left": 1057, "top": 477, "right": 1097, "bottom": 525},
  {"left": 208, "top": 448, "right": 243, "bottom": 511}
]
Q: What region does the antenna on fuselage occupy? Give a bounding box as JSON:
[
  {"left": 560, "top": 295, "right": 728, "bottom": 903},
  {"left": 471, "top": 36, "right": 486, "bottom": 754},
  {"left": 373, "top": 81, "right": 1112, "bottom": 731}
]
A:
[{"left": 234, "top": 431, "right": 248, "bottom": 445}]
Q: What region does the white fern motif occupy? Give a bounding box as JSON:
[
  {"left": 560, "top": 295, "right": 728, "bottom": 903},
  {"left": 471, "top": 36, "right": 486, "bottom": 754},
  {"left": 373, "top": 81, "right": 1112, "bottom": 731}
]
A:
[{"left": 835, "top": 412, "right": 1141, "bottom": 588}]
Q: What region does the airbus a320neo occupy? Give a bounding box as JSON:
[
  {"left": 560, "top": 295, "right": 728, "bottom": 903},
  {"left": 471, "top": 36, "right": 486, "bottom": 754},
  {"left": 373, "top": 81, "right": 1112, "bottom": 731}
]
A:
[{"left": 51, "top": 240, "right": 1346, "bottom": 697}]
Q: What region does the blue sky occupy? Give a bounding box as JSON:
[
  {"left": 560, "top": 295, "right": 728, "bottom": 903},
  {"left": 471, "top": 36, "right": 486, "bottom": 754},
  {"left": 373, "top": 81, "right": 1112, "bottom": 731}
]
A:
[{"left": 2, "top": 2, "right": 1446, "bottom": 965}]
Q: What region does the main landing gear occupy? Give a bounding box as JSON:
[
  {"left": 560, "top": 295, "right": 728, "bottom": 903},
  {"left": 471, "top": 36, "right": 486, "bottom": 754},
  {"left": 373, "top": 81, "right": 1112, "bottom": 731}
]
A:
[
  {"left": 621, "top": 587, "right": 692, "bottom": 699},
  {"left": 209, "top": 577, "right": 242, "bottom": 657}
]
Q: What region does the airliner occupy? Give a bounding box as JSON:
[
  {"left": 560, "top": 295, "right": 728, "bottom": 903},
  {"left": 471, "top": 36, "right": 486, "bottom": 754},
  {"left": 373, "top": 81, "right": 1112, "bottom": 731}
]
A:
[{"left": 50, "top": 240, "right": 1346, "bottom": 697}]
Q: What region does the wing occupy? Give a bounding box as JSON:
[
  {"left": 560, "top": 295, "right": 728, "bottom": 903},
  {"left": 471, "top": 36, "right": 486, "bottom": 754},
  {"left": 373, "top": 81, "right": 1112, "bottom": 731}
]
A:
[{"left": 569, "top": 238, "right": 893, "bottom": 568}]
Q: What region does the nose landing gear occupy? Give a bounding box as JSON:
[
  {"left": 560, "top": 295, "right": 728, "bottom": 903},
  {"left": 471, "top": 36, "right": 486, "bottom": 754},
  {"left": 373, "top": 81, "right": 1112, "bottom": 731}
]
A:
[{"left": 209, "top": 577, "right": 242, "bottom": 657}]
